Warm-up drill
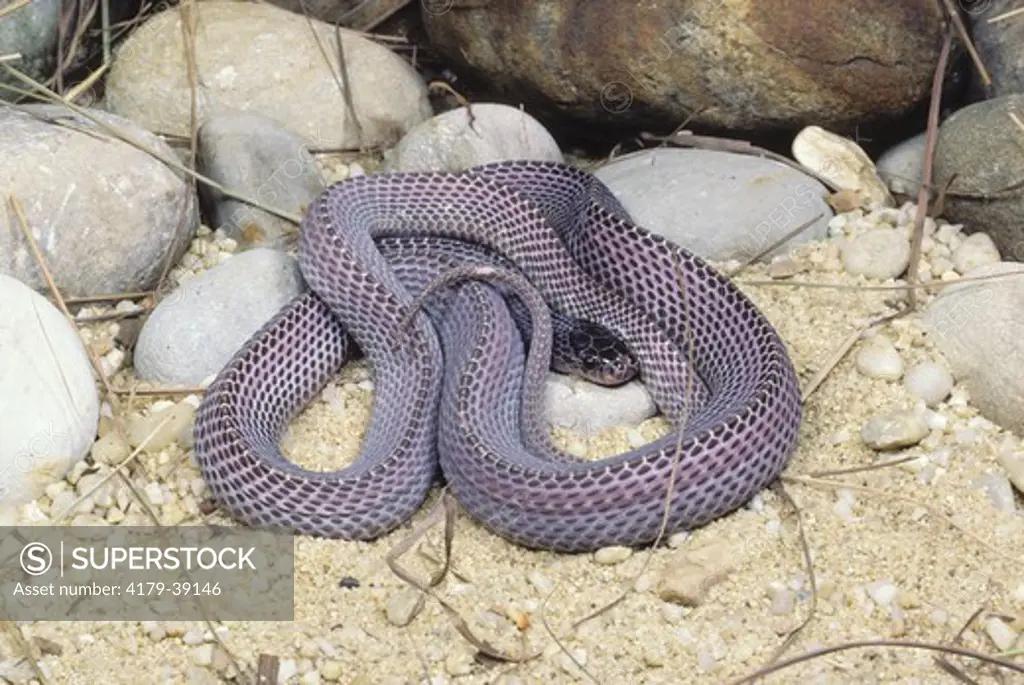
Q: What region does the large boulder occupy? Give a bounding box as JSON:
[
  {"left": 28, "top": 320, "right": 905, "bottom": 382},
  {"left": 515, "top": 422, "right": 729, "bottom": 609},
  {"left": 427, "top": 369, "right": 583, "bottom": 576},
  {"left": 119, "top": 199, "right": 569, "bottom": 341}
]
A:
[
  {"left": 0, "top": 276, "right": 99, "bottom": 508},
  {"left": 0, "top": 0, "right": 61, "bottom": 102},
  {"left": 422, "top": 0, "right": 948, "bottom": 133},
  {"left": 104, "top": 1, "right": 433, "bottom": 149},
  {"left": 0, "top": 106, "right": 198, "bottom": 297},
  {"left": 933, "top": 94, "right": 1024, "bottom": 260}
]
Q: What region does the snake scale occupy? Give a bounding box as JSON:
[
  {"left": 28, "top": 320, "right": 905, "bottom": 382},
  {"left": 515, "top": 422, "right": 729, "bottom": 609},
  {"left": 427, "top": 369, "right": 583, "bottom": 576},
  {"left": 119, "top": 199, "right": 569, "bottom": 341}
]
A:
[{"left": 193, "top": 160, "right": 802, "bottom": 552}]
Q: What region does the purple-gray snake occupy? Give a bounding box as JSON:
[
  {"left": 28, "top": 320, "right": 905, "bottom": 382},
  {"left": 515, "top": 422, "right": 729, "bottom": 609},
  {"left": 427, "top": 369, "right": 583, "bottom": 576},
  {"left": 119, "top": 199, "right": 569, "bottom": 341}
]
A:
[{"left": 193, "top": 160, "right": 802, "bottom": 552}]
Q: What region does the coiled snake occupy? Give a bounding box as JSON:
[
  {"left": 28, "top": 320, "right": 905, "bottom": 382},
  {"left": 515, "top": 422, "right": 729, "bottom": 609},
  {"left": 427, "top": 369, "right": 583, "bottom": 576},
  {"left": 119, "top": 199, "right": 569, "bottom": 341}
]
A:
[{"left": 193, "top": 160, "right": 802, "bottom": 552}]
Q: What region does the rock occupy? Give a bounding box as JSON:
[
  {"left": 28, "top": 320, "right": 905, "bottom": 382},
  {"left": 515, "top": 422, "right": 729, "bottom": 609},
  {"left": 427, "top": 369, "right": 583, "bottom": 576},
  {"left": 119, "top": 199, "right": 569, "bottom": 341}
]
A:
[
  {"left": 382, "top": 104, "right": 563, "bottom": 173},
  {"left": 855, "top": 335, "right": 903, "bottom": 381},
  {"left": 422, "top": 1, "right": 948, "bottom": 133},
  {"left": 969, "top": 0, "right": 1024, "bottom": 98},
  {"left": 841, "top": 230, "right": 910, "bottom": 279},
  {"left": 792, "top": 126, "right": 892, "bottom": 208},
  {"left": 105, "top": 1, "right": 431, "bottom": 149},
  {"left": 922, "top": 262, "right": 1024, "bottom": 434},
  {"left": 0, "top": 0, "right": 61, "bottom": 102},
  {"left": 861, "top": 409, "right": 929, "bottom": 450},
  {"left": 952, "top": 233, "right": 1001, "bottom": 274},
  {"left": 973, "top": 473, "right": 1016, "bottom": 512},
  {"left": 876, "top": 132, "right": 926, "bottom": 198},
  {"left": 933, "top": 94, "right": 1024, "bottom": 259},
  {"left": 593, "top": 149, "right": 831, "bottom": 262},
  {"left": 134, "top": 249, "right": 306, "bottom": 385},
  {"left": 594, "top": 546, "right": 633, "bottom": 565},
  {"left": 997, "top": 441, "right": 1024, "bottom": 496},
  {"left": 545, "top": 375, "right": 656, "bottom": 434},
  {"left": 0, "top": 276, "right": 99, "bottom": 507},
  {"left": 127, "top": 403, "right": 196, "bottom": 453},
  {"left": 385, "top": 589, "right": 424, "bottom": 626},
  {"left": 984, "top": 616, "right": 1019, "bottom": 652},
  {"left": 0, "top": 106, "right": 198, "bottom": 297},
  {"left": 866, "top": 580, "right": 899, "bottom": 606},
  {"left": 903, "top": 361, "right": 953, "bottom": 407},
  {"left": 197, "top": 113, "right": 325, "bottom": 249},
  {"left": 657, "top": 540, "right": 735, "bottom": 606}
]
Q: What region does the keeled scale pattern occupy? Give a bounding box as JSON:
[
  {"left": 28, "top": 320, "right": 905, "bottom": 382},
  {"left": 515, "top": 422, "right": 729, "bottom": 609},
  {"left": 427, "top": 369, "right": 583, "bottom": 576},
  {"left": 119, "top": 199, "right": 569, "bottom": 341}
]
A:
[{"left": 193, "top": 160, "right": 803, "bottom": 551}]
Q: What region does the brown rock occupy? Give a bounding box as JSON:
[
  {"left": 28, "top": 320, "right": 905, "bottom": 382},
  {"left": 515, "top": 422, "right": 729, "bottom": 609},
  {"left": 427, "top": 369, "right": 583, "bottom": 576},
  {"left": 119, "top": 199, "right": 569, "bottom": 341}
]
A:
[{"left": 422, "top": 0, "right": 947, "bottom": 132}]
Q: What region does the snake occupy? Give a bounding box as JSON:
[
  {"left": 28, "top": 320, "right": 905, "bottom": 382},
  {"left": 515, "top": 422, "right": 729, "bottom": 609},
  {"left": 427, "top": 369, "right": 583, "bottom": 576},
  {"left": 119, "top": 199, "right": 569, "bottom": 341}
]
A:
[{"left": 193, "top": 160, "right": 802, "bottom": 553}]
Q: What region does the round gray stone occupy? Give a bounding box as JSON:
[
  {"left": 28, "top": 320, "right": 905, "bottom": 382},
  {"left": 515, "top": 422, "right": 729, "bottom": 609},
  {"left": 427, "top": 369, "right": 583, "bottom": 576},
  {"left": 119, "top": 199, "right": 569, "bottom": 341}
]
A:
[
  {"left": 0, "top": 105, "right": 198, "bottom": 297},
  {"left": 134, "top": 249, "right": 307, "bottom": 386},
  {"left": 593, "top": 149, "right": 832, "bottom": 262}
]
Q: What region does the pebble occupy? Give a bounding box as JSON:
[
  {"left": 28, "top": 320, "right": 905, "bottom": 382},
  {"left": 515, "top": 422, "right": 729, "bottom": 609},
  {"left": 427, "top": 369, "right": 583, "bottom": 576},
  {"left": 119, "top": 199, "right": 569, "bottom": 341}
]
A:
[
  {"left": 657, "top": 540, "right": 734, "bottom": 606},
  {"left": 320, "top": 660, "right": 344, "bottom": 681},
  {"left": 903, "top": 361, "right": 954, "bottom": 407},
  {"left": 766, "top": 583, "right": 795, "bottom": 615},
  {"left": 526, "top": 569, "right": 554, "bottom": 593},
  {"left": 952, "top": 232, "right": 1001, "bottom": 273},
  {"left": 278, "top": 659, "right": 299, "bottom": 683},
  {"left": 984, "top": 616, "right": 1019, "bottom": 651},
  {"left": 182, "top": 628, "right": 207, "bottom": 645},
  {"left": 386, "top": 589, "right": 425, "bottom": 626},
  {"left": 127, "top": 403, "right": 195, "bottom": 453},
  {"left": 861, "top": 409, "right": 930, "bottom": 450},
  {"left": 841, "top": 230, "right": 910, "bottom": 279},
  {"left": 444, "top": 649, "right": 475, "bottom": 676},
  {"left": 997, "top": 442, "right": 1024, "bottom": 495},
  {"left": 594, "top": 546, "right": 633, "bottom": 565},
  {"left": 90, "top": 431, "right": 131, "bottom": 465},
  {"left": 855, "top": 335, "right": 904, "bottom": 380},
  {"left": 192, "top": 644, "right": 214, "bottom": 666},
  {"left": 866, "top": 580, "right": 899, "bottom": 607},
  {"left": 973, "top": 473, "right": 1017, "bottom": 512}
]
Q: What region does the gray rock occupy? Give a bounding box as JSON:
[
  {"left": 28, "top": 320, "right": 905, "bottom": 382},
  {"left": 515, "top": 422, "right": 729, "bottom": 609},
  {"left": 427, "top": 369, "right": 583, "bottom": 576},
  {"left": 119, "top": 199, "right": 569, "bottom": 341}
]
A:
[
  {"left": 0, "top": 275, "right": 99, "bottom": 508},
  {"left": 876, "top": 132, "right": 925, "bottom": 198},
  {"left": 545, "top": 375, "right": 656, "bottom": 434},
  {"left": 198, "top": 113, "right": 325, "bottom": 248},
  {"left": 969, "top": 0, "right": 1024, "bottom": 98},
  {"left": 382, "top": 104, "right": 564, "bottom": 173},
  {"left": 933, "top": 94, "right": 1024, "bottom": 260},
  {"left": 134, "top": 249, "right": 306, "bottom": 385},
  {"left": 0, "top": 105, "right": 198, "bottom": 297},
  {"left": 104, "top": 1, "right": 432, "bottom": 149},
  {"left": 593, "top": 149, "right": 832, "bottom": 262},
  {"left": 841, "top": 230, "right": 910, "bottom": 280},
  {"left": 0, "top": 0, "right": 60, "bottom": 102},
  {"left": 921, "top": 262, "right": 1024, "bottom": 434}
]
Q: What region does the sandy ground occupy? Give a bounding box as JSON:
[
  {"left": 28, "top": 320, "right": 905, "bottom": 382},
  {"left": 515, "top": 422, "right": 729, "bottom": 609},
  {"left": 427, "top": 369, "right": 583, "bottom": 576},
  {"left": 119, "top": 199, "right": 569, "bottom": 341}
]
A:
[{"left": 2, "top": 168, "right": 1023, "bottom": 685}]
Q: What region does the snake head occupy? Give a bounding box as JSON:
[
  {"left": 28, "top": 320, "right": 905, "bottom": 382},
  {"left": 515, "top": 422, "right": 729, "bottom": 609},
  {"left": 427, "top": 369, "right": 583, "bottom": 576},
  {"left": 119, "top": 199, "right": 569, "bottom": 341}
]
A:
[{"left": 566, "top": 322, "right": 640, "bottom": 387}]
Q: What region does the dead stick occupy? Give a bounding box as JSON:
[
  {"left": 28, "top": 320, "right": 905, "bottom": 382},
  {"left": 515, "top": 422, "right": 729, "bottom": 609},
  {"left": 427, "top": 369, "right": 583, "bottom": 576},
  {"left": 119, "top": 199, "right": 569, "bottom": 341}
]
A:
[{"left": 908, "top": 27, "right": 953, "bottom": 311}]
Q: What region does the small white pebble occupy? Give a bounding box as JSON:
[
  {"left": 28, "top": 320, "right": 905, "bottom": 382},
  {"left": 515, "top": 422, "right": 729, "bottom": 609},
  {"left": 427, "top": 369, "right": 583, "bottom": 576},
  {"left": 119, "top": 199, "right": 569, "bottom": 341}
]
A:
[
  {"left": 192, "top": 644, "right": 214, "bottom": 666},
  {"left": 526, "top": 569, "right": 553, "bottom": 593},
  {"left": 952, "top": 233, "right": 1000, "bottom": 273},
  {"left": 594, "top": 546, "right": 633, "bottom": 565},
  {"left": 984, "top": 616, "right": 1019, "bottom": 651},
  {"left": 181, "top": 628, "right": 206, "bottom": 645},
  {"left": 855, "top": 336, "right": 904, "bottom": 380},
  {"left": 867, "top": 580, "right": 899, "bottom": 607},
  {"left": 904, "top": 361, "right": 954, "bottom": 407},
  {"left": 842, "top": 230, "right": 910, "bottom": 279},
  {"left": 277, "top": 659, "right": 299, "bottom": 683}
]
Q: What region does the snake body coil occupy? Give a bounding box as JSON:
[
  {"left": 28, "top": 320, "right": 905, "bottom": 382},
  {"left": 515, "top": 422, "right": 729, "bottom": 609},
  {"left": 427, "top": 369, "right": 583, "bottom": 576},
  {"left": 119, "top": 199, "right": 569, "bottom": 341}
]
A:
[{"left": 193, "top": 160, "right": 802, "bottom": 552}]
